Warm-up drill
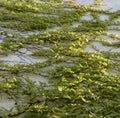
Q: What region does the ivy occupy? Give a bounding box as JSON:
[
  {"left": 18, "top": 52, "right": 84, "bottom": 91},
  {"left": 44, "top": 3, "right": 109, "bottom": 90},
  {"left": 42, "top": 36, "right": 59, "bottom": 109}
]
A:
[{"left": 0, "top": 0, "right": 120, "bottom": 118}]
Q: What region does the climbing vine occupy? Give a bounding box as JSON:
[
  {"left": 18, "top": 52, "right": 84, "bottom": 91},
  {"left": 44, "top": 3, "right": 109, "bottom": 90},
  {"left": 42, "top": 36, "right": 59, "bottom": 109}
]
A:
[{"left": 0, "top": 0, "right": 120, "bottom": 118}]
